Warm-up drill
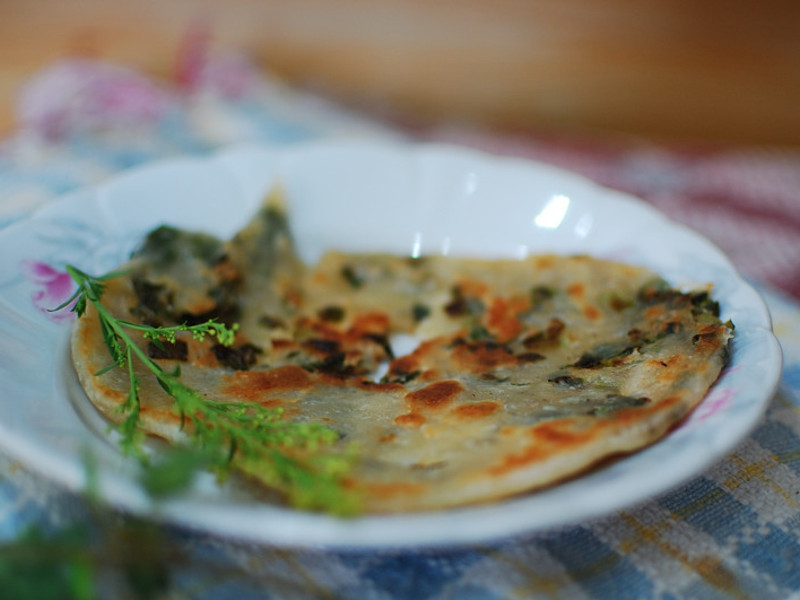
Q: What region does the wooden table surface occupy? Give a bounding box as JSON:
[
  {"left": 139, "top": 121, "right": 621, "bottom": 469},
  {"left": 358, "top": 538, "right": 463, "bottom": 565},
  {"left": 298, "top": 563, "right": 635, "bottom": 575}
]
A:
[{"left": 2, "top": 0, "right": 800, "bottom": 146}]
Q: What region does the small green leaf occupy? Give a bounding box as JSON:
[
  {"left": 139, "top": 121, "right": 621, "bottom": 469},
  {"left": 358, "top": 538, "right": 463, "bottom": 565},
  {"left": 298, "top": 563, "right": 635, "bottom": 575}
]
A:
[{"left": 140, "top": 448, "right": 220, "bottom": 498}]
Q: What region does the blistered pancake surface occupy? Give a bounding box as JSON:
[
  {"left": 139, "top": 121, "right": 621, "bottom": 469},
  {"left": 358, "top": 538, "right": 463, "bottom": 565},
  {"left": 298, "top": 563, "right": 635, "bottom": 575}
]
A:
[{"left": 71, "top": 197, "right": 732, "bottom": 512}]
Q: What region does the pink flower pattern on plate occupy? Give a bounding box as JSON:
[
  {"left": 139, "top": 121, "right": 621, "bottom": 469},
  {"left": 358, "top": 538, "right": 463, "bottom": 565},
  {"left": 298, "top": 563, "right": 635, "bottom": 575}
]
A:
[
  {"left": 20, "top": 260, "right": 76, "bottom": 323},
  {"left": 682, "top": 366, "right": 741, "bottom": 428}
]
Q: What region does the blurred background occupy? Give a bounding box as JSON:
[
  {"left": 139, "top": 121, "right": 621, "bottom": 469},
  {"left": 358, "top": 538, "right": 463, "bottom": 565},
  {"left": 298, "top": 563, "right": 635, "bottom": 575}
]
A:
[
  {"left": 2, "top": 0, "right": 800, "bottom": 146},
  {"left": 2, "top": 4, "right": 800, "bottom": 598}
]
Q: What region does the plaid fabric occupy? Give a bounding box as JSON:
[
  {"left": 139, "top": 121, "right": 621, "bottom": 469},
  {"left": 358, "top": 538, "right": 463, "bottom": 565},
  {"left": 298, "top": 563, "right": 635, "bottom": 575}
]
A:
[{"left": 0, "top": 55, "right": 798, "bottom": 599}]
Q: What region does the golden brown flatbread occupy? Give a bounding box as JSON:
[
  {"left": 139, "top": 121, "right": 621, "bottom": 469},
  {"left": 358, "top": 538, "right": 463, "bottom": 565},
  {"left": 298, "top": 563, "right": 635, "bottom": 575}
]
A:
[{"left": 71, "top": 195, "right": 732, "bottom": 513}]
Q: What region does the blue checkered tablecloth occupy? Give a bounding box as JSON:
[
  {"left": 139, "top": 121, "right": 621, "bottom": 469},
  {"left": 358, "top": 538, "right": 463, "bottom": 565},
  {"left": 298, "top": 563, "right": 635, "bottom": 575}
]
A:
[{"left": 1, "top": 57, "right": 800, "bottom": 599}]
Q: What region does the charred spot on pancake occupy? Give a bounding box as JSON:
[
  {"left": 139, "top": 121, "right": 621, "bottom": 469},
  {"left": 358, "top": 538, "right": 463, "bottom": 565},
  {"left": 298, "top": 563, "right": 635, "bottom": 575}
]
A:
[
  {"left": 356, "top": 379, "right": 404, "bottom": 393},
  {"left": 222, "top": 365, "right": 313, "bottom": 400},
  {"left": 602, "top": 291, "right": 634, "bottom": 312},
  {"left": 548, "top": 374, "right": 585, "bottom": 388},
  {"left": 452, "top": 401, "right": 500, "bottom": 420},
  {"left": 297, "top": 325, "right": 386, "bottom": 377},
  {"left": 583, "top": 305, "right": 601, "bottom": 320},
  {"left": 382, "top": 369, "right": 421, "bottom": 385},
  {"left": 212, "top": 343, "right": 262, "bottom": 371},
  {"left": 303, "top": 338, "right": 341, "bottom": 355},
  {"left": 362, "top": 332, "right": 394, "bottom": 359},
  {"left": 176, "top": 297, "right": 240, "bottom": 327},
  {"left": 444, "top": 286, "right": 485, "bottom": 318},
  {"left": 378, "top": 432, "right": 397, "bottom": 443},
  {"left": 405, "top": 380, "right": 463, "bottom": 410},
  {"left": 627, "top": 328, "right": 643, "bottom": 342},
  {"left": 307, "top": 352, "right": 346, "bottom": 373},
  {"left": 692, "top": 330, "right": 721, "bottom": 349},
  {"left": 444, "top": 290, "right": 467, "bottom": 317},
  {"left": 258, "top": 314, "right": 287, "bottom": 329},
  {"left": 395, "top": 413, "right": 426, "bottom": 427},
  {"left": 522, "top": 317, "right": 565, "bottom": 349},
  {"left": 566, "top": 282, "right": 585, "bottom": 300},
  {"left": 479, "top": 372, "right": 509, "bottom": 382},
  {"left": 318, "top": 305, "right": 346, "bottom": 323},
  {"left": 517, "top": 352, "right": 546, "bottom": 363},
  {"left": 384, "top": 354, "right": 421, "bottom": 384},
  {"left": 451, "top": 338, "right": 517, "bottom": 372},
  {"left": 572, "top": 341, "right": 636, "bottom": 369}
]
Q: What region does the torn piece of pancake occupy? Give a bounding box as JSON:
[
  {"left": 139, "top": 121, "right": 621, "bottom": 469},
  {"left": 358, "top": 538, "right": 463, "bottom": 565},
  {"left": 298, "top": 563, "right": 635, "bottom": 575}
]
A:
[{"left": 70, "top": 191, "right": 733, "bottom": 513}]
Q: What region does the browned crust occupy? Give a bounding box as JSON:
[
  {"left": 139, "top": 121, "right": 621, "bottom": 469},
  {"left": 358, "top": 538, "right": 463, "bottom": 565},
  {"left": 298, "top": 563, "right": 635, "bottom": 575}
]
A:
[{"left": 70, "top": 244, "right": 732, "bottom": 513}]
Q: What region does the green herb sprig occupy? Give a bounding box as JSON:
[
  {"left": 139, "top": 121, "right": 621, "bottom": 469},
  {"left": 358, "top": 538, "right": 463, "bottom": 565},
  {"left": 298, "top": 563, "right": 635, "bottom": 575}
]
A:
[{"left": 56, "top": 265, "right": 360, "bottom": 515}]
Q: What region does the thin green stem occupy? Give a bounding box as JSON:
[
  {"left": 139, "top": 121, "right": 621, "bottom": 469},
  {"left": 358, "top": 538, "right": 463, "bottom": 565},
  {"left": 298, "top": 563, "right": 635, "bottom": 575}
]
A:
[{"left": 61, "top": 264, "right": 360, "bottom": 514}]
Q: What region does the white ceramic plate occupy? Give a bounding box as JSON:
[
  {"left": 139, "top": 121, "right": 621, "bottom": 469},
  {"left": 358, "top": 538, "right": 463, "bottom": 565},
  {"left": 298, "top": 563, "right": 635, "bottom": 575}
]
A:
[{"left": 0, "top": 140, "right": 782, "bottom": 548}]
